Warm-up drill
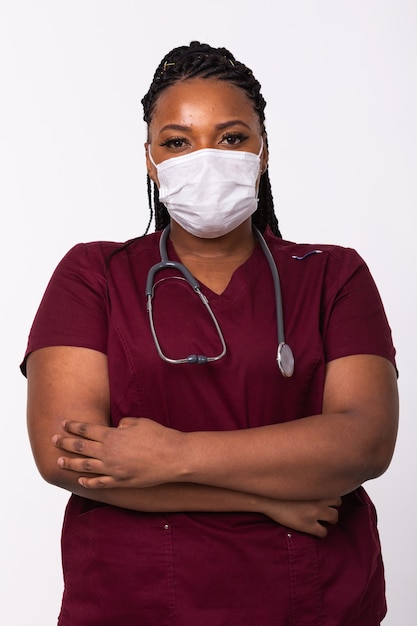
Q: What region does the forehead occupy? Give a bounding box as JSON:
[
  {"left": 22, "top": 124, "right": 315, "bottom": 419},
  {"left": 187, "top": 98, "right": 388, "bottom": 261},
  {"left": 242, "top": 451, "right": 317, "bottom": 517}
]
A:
[{"left": 150, "top": 78, "right": 260, "bottom": 128}]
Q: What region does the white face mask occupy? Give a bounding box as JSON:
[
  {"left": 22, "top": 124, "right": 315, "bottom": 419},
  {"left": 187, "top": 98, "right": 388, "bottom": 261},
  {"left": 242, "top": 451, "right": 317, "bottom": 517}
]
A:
[{"left": 148, "top": 141, "right": 263, "bottom": 238}]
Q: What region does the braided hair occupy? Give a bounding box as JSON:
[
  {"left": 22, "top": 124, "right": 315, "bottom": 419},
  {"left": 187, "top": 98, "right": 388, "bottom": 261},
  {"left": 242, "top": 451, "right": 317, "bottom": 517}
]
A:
[{"left": 141, "top": 41, "right": 281, "bottom": 237}]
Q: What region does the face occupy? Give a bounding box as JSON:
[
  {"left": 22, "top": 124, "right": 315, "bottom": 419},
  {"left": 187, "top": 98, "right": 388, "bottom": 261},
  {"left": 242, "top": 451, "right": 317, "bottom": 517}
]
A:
[{"left": 145, "top": 78, "right": 268, "bottom": 185}]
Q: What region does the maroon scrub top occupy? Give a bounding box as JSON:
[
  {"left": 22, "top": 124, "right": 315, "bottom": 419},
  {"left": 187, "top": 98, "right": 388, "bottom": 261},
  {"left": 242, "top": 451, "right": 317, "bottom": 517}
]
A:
[{"left": 22, "top": 227, "right": 396, "bottom": 625}]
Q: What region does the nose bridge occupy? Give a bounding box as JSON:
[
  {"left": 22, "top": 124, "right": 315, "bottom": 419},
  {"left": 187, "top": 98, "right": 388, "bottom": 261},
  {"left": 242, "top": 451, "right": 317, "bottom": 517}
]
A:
[
  {"left": 195, "top": 138, "right": 215, "bottom": 150},
  {"left": 189, "top": 126, "right": 220, "bottom": 151}
]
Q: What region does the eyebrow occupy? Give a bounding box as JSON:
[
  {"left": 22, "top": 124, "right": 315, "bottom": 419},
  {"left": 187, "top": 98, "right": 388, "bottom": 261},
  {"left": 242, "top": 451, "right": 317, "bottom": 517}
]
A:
[{"left": 159, "top": 119, "right": 251, "bottom": 133}]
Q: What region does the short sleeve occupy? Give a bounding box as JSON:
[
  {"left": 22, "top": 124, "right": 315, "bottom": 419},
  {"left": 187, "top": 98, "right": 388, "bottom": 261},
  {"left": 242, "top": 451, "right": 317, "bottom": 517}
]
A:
[
  {"left": 322, "top": 248, "right": 396, "bottom": 369},
  {"left": 20, "top": 243, "right": 109, "bottom": 376}
]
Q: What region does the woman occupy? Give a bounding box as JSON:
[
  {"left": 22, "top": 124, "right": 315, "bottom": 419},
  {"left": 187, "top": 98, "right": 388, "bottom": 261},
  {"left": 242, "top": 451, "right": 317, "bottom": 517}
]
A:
[{"left": 22, "top": 42, "right": 398, "bottom": 625}]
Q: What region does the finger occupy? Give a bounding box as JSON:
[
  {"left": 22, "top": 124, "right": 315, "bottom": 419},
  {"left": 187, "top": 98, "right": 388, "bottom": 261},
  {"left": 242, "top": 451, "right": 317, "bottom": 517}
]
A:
[
  {"left": 78, "top": 475, "right": 117, "bottom": 489},
  {"left": 57, "top": 455, "right": 105, "bottom": 474},
  {"left": 118, "top": 417, "right": 138, "bottom": 428},
  {"left": 314, "top": 523, "right": 329, "bottom": 538},
  {"left": 316, "top": 507, "right": 339, "bottom": 526},
  {"left": 61, "top": 420, "right": 108, "bottom": 442},
  {"left": 326, "top": 506, "right": 339, "bottom": 524},
  {"left": 52, "top": 434, "right": 102, "bottom": 458},
  {"left": 315, "top": 507, "right": 339, "bottom": 534}
]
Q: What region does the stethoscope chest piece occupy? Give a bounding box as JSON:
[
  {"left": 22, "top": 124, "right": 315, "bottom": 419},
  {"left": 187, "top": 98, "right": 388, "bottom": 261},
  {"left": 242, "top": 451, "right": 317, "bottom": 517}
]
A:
[{"left": 277, "top": 342, "right": 295, "bottom": 378}]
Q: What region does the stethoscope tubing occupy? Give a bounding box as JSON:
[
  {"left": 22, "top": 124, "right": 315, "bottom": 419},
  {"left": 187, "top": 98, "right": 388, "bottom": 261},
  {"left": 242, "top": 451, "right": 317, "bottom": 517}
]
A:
[
  {"left": 145, "top": 225, "right": 294, "bottom": 376},
  {"left": 146, "top": 226, "right": 226, "bottom": 364}
]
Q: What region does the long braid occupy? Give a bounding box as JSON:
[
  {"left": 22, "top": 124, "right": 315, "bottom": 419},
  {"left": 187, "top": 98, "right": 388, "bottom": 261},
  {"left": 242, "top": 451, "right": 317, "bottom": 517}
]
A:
[{"left": 141, "top": 41, "right": 282, "bottom": 237}]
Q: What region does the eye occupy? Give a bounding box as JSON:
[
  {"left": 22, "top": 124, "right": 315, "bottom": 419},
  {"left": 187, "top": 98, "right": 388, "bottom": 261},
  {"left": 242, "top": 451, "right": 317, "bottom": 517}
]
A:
[
  {"left": 159, "top": 136, "right": 190, "bottom": 150},
  {"left": 220, "top": 132, "right": 248, "bottom": 147}
]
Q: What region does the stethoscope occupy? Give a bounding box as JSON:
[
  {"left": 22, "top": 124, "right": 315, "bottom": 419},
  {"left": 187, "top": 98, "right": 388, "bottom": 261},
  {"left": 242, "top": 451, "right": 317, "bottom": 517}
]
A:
[{"left": 145, "top": 225, "right": 295, "bottom": 377}]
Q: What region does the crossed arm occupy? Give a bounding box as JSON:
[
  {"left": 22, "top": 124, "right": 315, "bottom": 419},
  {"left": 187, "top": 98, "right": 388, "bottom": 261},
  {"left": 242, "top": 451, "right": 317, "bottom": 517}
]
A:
[{"left": 26, "top": 345, "right": 398, "bottom": 537}]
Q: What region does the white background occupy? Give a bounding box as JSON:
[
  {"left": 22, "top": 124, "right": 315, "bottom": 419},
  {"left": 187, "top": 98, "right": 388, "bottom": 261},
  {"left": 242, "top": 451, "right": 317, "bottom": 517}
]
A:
[{"left": 1, "top": 1, "right": 416, "bottom": 624}]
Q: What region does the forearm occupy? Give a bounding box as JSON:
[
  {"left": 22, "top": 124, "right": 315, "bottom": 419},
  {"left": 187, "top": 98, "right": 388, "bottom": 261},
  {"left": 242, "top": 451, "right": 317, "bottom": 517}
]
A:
[
  {"left": 70, "top": 480, "right": 263, "bottom": 515},
  {"left": 179, "top": 413, "right": 370, "bottom": 500},
  {"left": 43, "top": 462, "right": 266, "bottom": 516},
  {"left": 170, "top": 356, "right": 398, "bottom": 500},
  {"left": 50, "top": 472, "right": 341, "bottom": 537}
]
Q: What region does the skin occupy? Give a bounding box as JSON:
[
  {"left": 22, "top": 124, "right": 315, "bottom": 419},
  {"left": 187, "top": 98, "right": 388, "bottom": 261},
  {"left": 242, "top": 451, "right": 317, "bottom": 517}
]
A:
[{"left": 26, "top": 78, "right": 399, "bottom": 538}]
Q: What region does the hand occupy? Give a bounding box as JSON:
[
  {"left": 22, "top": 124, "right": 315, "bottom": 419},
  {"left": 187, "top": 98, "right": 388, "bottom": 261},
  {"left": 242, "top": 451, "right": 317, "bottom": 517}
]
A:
[
  {"left": 261, "top": 497, "right": 341, "bottom": 538},
  {"left": 52, "top": 417, "right": 184, "bottom": 489}
]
